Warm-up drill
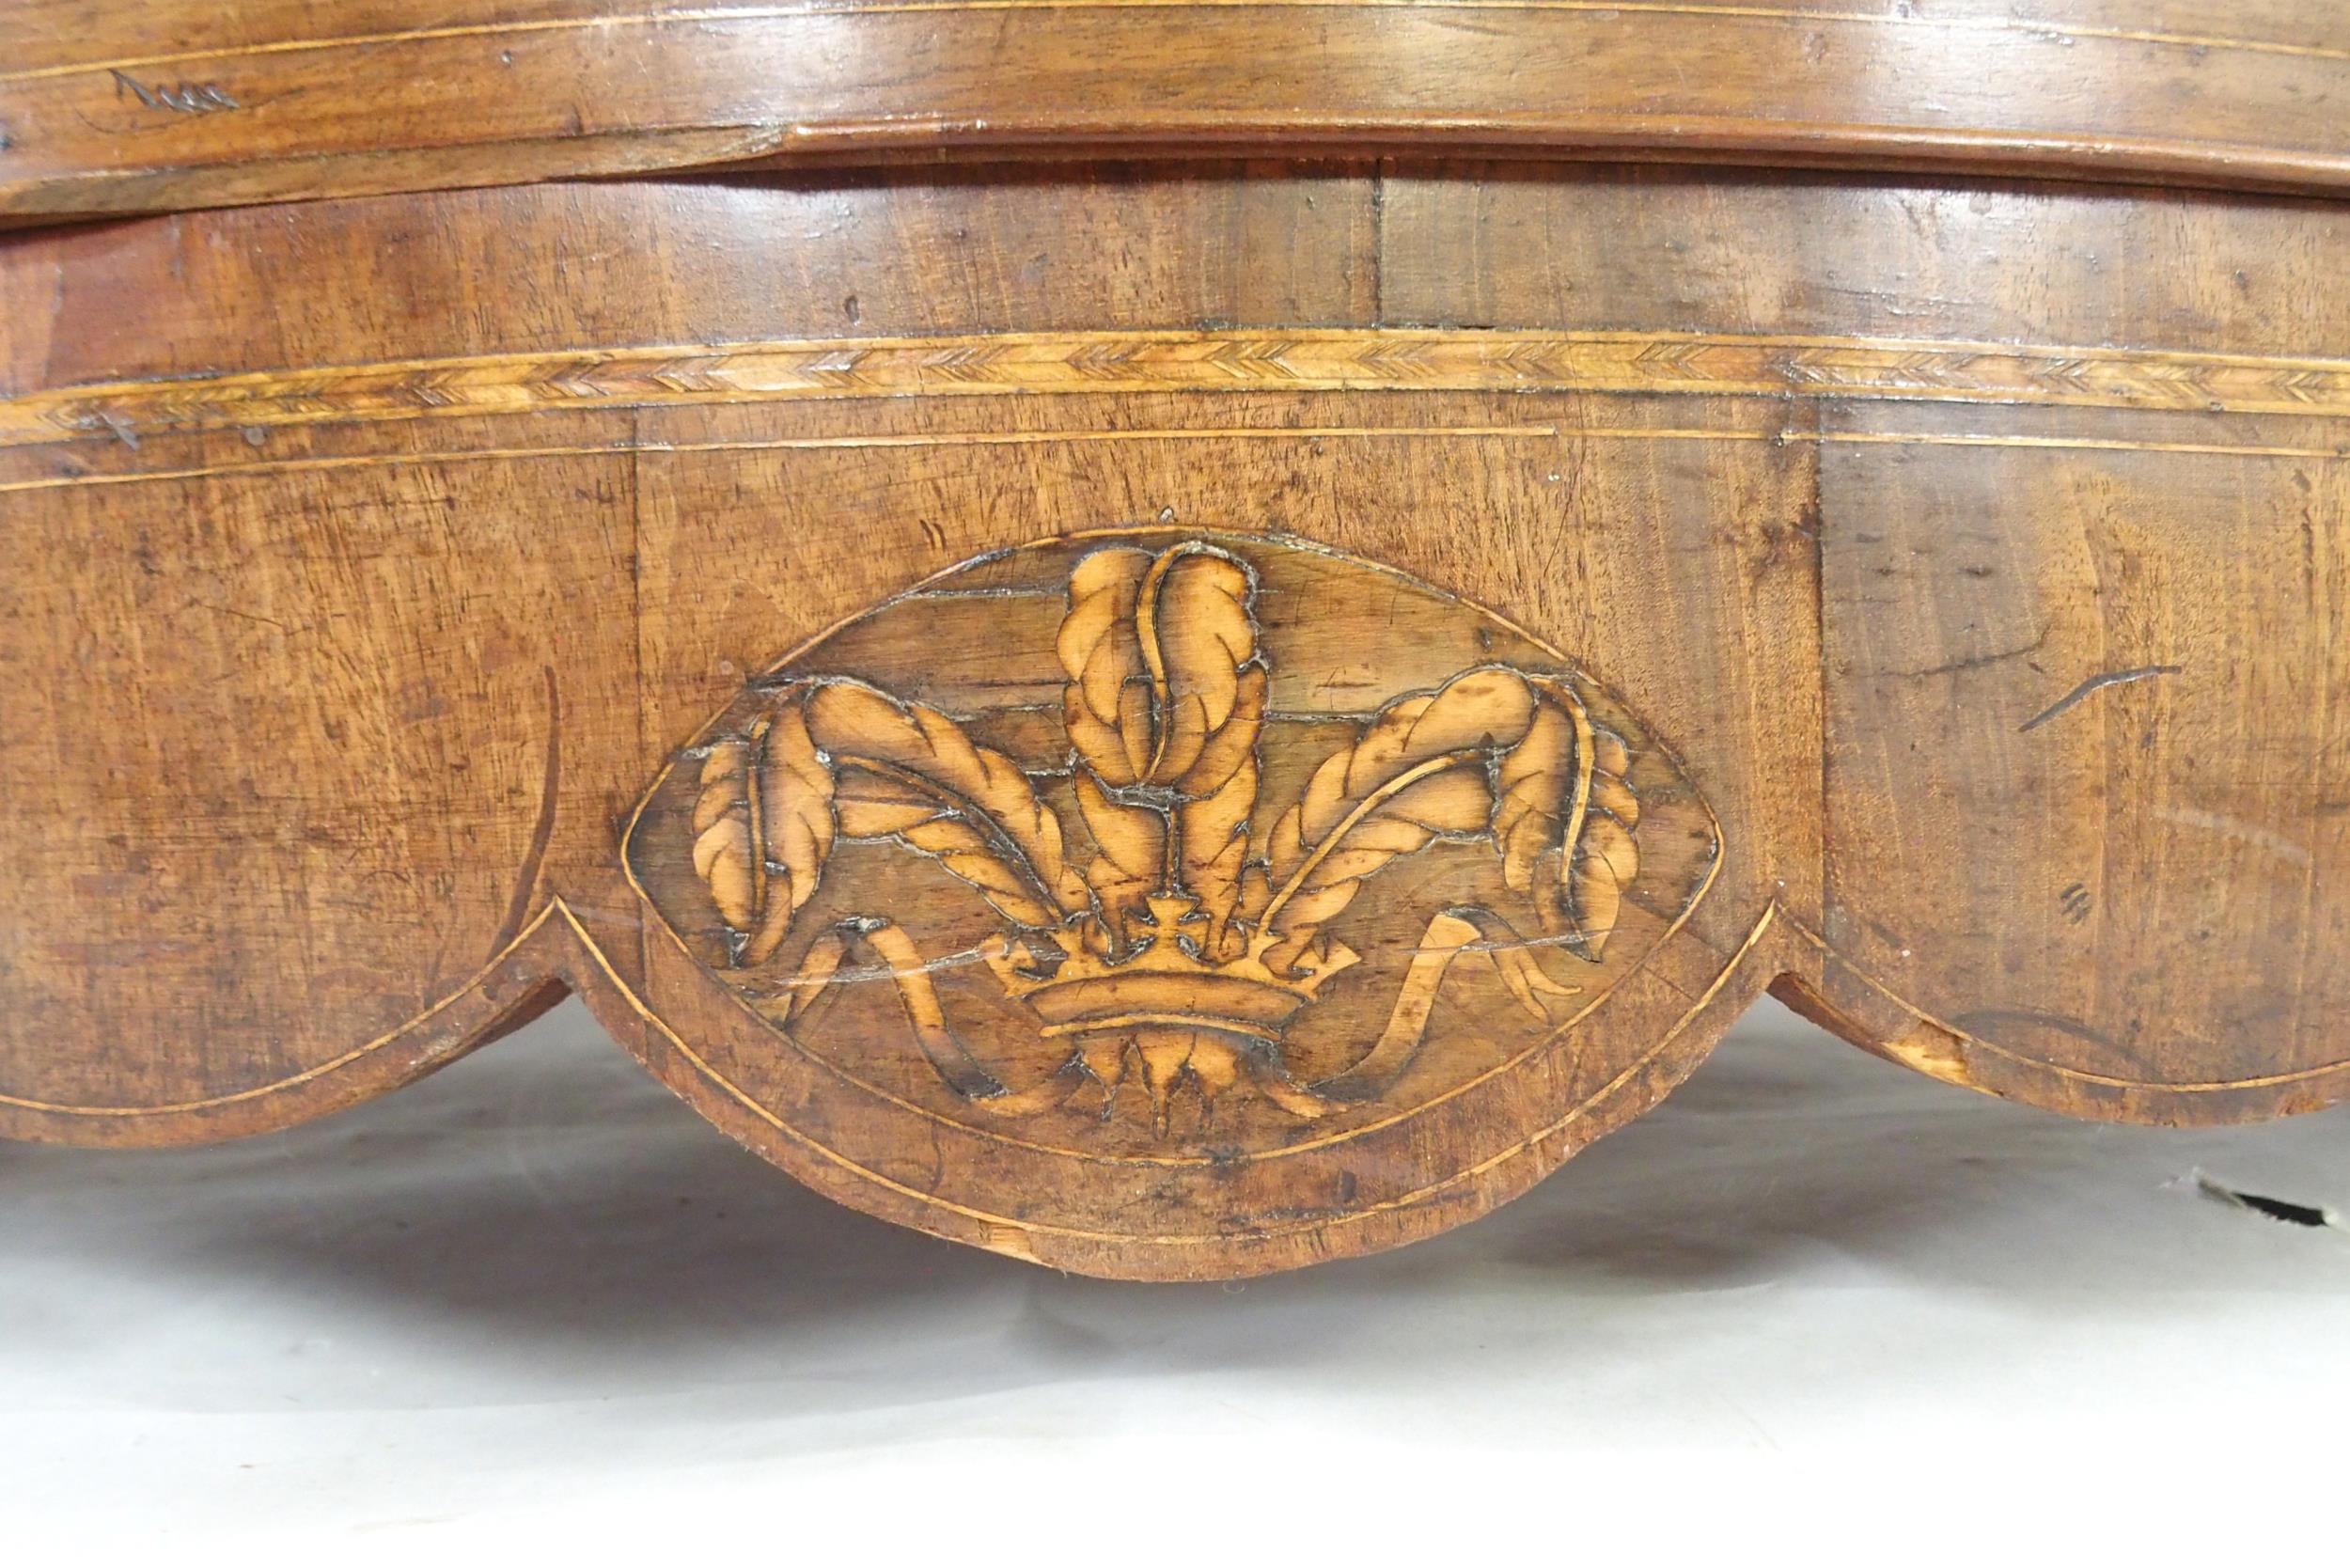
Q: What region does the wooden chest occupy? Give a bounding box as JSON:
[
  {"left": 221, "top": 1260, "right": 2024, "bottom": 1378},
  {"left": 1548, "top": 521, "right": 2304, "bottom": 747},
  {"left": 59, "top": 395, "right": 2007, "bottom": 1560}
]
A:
[{"left": 6, "top": 1, "right": 2348, "bottom": 1278}]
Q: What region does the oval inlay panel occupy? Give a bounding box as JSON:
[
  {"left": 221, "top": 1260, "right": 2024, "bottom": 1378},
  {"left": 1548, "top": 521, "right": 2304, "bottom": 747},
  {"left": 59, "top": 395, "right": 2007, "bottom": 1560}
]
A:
[
  {"left": 613, "top": 527, "right": 1727, "bottom": 1274},
  {"left": 627, "top": 528, "right": 1719, "bottom": 1166}
]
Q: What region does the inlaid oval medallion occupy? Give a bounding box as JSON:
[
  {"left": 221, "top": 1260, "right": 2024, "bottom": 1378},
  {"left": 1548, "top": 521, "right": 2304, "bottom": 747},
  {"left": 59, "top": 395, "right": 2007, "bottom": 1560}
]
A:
[{"left": 623, "top": 529, "right": 1721, "bottom": 1267}]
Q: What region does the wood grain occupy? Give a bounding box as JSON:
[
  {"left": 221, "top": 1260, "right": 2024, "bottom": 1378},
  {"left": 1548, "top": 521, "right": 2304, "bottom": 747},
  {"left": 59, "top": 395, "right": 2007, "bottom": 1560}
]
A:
[
  {"left": 8, "top": 146, "right": 2350, "bottom": 1275},
  {"left": 7, "top": 1, "right": 2350, "bottom": 216}
]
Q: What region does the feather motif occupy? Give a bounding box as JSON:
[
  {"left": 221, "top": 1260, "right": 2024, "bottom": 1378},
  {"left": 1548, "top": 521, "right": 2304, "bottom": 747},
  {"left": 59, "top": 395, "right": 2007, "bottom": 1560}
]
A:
[
  {"left": 1181, "top": 747, "right": 1258, "bottom": 959},
  {"left": 687, "top": 549, "right": 1642, "bottom": 1004},
  {"left": 1563, "top": 705, "right": 1641, "bottom": 960},
  {"left": 1072, "top": 772, "right": 1165, "bottom": 949},
  {"left": 1058, "top": 542, "right": 1264, "bottom": 936},
  {"left": 690, "top": 701, "right": 835, "bottom": 965},
  {"left": 1490, "top": 676, "right": 1640, "bottom": 958},
  {"left": 804, "top": 680, "right": 1089, "bottom": 930},
  {"left": 1058, "top": 543, "right": 1260, "bottom": 795},
  {"left": 1058, "top": 548, "right": 1155, "bottom": 786},
  {"left": 1260, "top": 666, "right": 1538, "bottom": 941}
]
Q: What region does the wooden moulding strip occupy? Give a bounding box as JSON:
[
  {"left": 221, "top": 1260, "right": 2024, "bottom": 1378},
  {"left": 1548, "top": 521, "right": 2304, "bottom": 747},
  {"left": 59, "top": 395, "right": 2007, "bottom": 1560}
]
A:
[{"left": 13, "top": 328, "right": 2350, "bottom": 461}]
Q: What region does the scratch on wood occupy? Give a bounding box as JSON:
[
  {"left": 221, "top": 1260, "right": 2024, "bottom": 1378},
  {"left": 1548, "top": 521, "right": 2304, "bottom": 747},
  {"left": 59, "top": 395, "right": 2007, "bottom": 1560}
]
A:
[
  {"left": 2018, "top": 663, "right": 2182, "bottom": 732},
  {"left": 786, "top": 938, "right": 995, "bottom": 989},
  {"left": 186, "top": 598, "right": 290, "bottom": 635},
  {"left": 1892, "top": 622, "right": 2049, "bottom": 680},
  {"left": 1950, "top": 1006, "right": 2127, "bottom": 1054},
  {"left": 2156, "top": 806, "right": 2314, "bottom": 869},
  {"left": 110, "top": 68, "right": 238, "bottom": 113}
]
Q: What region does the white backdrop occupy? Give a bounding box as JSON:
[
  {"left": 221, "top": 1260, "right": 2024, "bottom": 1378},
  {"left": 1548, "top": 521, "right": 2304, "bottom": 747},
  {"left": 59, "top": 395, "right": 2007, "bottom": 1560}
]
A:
[{"left": 5, "top": 995, "right": 2344, "bottom": 1544}]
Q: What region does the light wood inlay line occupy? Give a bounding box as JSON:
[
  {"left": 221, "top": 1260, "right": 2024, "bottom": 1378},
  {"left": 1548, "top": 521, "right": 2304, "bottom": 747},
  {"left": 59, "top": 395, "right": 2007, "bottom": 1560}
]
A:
[
  {"left": 0, "top": 426, "right": 1559, "bottom": 495},
  {"left": 4, "top": 1, "right": 2342, "bottom": 86},
  {"left": 13, "top": 329, "right": 2350, "bottom": 453},
  {"left": 1779, "top": 917, "right": 2350, "bottom": 1093},
  {"left": 0, "top": 903, "right": 562, "bottom": 1117},
  {"left": 7, "top": 423, "right": 2345, "bottom": 498}
]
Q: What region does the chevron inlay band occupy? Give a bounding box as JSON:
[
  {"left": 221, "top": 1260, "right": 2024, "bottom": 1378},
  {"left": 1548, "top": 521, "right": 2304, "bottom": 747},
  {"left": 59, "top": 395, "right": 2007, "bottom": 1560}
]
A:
[{"left": 10, "top": 329, "right": 2350, "bottom": 450}]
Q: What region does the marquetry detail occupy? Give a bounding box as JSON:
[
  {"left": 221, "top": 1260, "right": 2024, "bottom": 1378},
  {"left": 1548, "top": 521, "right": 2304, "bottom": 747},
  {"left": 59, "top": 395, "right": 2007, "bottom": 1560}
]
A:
[
  {"left": 624, "top": 529, "right": 1718, "bottom": 1145},
  {"left": 13, "top": 328, "right": 2350, "bottom": 452}
]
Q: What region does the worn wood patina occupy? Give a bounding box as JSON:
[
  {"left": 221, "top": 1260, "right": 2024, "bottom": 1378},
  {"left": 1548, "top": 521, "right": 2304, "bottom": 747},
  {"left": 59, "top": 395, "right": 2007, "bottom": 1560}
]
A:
[{"left": 5, "top": 1, "right": 2349, "bottom": 1277}]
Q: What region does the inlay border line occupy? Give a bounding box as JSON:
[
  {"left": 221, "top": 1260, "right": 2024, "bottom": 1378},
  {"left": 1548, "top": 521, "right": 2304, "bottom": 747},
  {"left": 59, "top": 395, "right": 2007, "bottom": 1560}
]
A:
[
  {"left": 14, "top": 327, "right": 2350, "bottom": 454},
  {"left": 8, "top": 1, "right": 2345, "bottom": 89}
]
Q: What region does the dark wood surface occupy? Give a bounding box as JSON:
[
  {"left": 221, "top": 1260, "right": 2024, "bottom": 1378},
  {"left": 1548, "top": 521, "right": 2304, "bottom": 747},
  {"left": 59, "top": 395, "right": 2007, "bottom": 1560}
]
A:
[
  {"left": 5, "top": 5, "right": 2348, "bottom": 1277},
  {"left": 7, "top": 1, "right": 2350, "bottom": 218}
]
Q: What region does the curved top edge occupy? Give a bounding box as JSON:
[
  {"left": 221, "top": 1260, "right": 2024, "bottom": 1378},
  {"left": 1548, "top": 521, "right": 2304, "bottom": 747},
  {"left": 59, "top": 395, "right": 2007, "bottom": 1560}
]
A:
[{"left": 4, "top": 2, "right": 2349, "bottom": 218}]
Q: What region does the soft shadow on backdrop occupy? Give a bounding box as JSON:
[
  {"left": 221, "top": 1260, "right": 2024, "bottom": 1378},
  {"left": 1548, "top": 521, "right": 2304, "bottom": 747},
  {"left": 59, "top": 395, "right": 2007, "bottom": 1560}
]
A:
[{"left": 4, "top": 994, "right": 2344, "bottom": 1528}]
